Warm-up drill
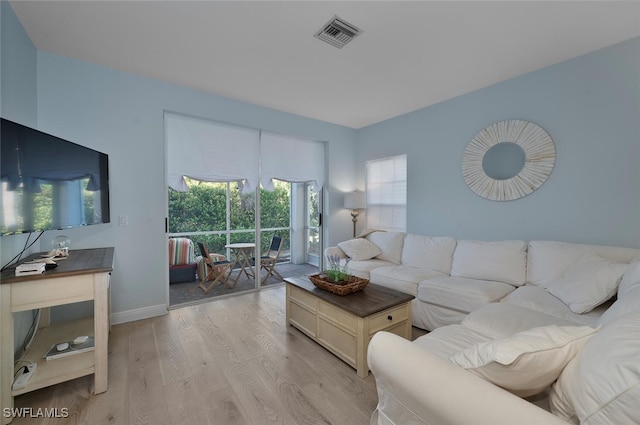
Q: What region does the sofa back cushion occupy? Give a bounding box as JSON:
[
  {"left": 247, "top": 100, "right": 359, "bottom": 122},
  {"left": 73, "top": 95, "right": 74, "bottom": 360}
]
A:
[
  {"left": 168, "top": 237, "right": 195, "bottom": 266},
  {"left": 450, "top": 325, "right": 597, "bottom": 398},
  {"left": 618, "top": 261, "right": 640, "bottom": 297},
  {"left": 400, "top": 234, "right": 457, "bottom": 273},
  {"left": 596, "top": 284, "right": 640, "bottom": 327},
  {"left": 550, "top": 310, "right": 640, "bottom": 425},
  {"left": 366, "top": 231, "right": 405, "bottom": 264},
  {"left": 450, "top": 240, "right": 527, "bottom": 286},
  {"left": 545, "top": 256, "right": 628, "bottom": 314},
  {"left": 527, "top": 241, "right": 640, "bottom": 287}
]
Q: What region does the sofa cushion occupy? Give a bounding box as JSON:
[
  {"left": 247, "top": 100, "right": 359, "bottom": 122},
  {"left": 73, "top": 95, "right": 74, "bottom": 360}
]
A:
[
  {"left": 597, "top": 284, "right": 640, "bottom": 327},
  {"left": 418, "top": 276, "right": 516, "bottom": 314},
  {"left": 527, "top": 241, "right": 640, "bottom": 288},
  {"left": 413, "top": 324, "right": 491, "bottom": 361},
  {"left": 546, "top": 256, "right": 628, "bottom": 314},
  {"left": 337, "top": 238, "right": 382, "bottom": 261},
  {"left": 451, "top": 325, "right": 597, "bottom": 398},
  {"left": 462, "top": 303, "right": 583, "bottom": 339},
  {"left": 400, "top": 234, "right": 457, "bottom": 274},
  {"left": 550, "top": 310, "right": 640, "bottom": 425},
  {"left": 451, "top": 240, "right": 527, "bottom": 286},
  {"left": 345, "top": 258, "right": 394, "bottom": 280},
  {"left": 370, "top": 265, "right": 446, "bottom": 296},
  {"left": 168, "top": 237, "right": 195, "bottom": 266},
  {"left": 366, "top": 231, "right": 405, "bottom": 264},
  {"left": 619, "top": 261, "right": 640, "bottom": 297},
  {"left": 526, "top": 241, "right": 592, "bottom": 287},
  {"left": 501, "top": 286, "right": 608, "bottom": 327}
]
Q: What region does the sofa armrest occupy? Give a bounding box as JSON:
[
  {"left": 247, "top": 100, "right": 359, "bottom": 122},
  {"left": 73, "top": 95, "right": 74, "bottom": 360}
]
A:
[
  {"left": 324, "top": 245, "right": 347, "bottom": 259},
  {"left": 367, "top": 332, "right": 569, "bottom": 425}
]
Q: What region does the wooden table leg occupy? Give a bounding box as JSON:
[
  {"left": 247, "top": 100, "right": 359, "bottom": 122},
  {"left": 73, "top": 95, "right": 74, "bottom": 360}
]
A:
[
  {"left": 93, "top": 274, "right": 109, "bottom": 394},
  {"left": 1, "top": 284, "right": 14, "bottom": 424}
]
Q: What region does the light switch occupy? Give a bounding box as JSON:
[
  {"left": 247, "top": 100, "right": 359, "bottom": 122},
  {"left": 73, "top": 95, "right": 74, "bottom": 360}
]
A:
[{"left": 118, "top": 215, "right": 128, "bottom": 226}]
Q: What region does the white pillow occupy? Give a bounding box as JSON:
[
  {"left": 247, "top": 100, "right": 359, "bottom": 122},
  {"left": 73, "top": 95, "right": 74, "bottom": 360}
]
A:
[
  {"left": 450, "top": 325, "right": 598, "bottom": 397},
  {"left": 550, "top": 310, "right": 640, "bottom": 425},
  {"left": 618, "top": 261, "right": 640, "bottom": 297},
  {"left": 337, "top": 238, "right": 382, "bottom": 261},
  {"left": 546, "top": 256, "right": 628, "bottom": 314},
  {"left": 366, "top": 231, "right": 405, "bottom": 264},
  {"left": 597, "top": 284, "right": 640, "bottom": 327}
]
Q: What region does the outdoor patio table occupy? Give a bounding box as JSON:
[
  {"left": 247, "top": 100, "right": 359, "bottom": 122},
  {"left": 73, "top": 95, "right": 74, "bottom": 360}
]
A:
[{"left": 225, "top": 242, "right": 256, "bottom": 284}]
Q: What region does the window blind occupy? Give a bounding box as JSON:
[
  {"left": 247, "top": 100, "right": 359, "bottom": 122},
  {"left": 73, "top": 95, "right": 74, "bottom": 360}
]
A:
[
  {"left": 165, "top": 113, "right": 260, "bottom": 193},
  {"left": 260, "top": 132, "right": 325, "bottom": 192},
  {"left": 366, "top": 154, "right": 407, "bottom": 232}
]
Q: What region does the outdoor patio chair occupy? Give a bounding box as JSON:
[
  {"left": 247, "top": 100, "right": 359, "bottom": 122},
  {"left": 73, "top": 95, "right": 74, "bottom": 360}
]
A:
[
  {"left": 196, "top": 242, "right": 232, "bottom": 293},
  {"left": 258, "top": 235, "right": 284, "bottom": 284},
  {"left": 168, "top": 237, "right": 197, "bottom": 284}
]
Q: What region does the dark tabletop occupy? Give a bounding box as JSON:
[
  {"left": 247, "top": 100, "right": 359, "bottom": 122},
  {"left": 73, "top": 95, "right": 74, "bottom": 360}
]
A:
[
  {"left": 1, "top": 247, "right": 114, "bottom": 285},
  {"left": 285, "top": 275, "right": 415, "bottom": 318}
]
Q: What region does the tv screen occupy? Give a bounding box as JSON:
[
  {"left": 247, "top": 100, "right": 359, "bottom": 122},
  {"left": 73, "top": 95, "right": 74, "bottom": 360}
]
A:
[{"left": 0, "top": 118, "right": 110, "bottom": 236}]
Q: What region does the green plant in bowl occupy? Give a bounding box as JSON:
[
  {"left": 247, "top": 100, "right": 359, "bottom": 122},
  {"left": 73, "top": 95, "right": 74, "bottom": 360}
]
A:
[{"left": 325, "top": 254, "right": 351, "bottom": 283}]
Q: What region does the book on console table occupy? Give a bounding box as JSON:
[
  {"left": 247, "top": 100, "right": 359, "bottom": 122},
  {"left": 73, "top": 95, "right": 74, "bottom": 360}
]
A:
[{"left": 44, "top": 336, "right": 95, "bottom": 360}]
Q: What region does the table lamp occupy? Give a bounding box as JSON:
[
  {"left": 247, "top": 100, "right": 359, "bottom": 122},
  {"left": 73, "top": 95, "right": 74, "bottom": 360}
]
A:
[{"left": 344, "top": 191, "right": 366, "bottom": 238}]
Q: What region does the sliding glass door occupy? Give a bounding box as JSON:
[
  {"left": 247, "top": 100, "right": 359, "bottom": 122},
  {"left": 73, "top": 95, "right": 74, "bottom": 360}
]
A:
[{"left": 165, "top": 112, "right": 324, "bottom": 303}]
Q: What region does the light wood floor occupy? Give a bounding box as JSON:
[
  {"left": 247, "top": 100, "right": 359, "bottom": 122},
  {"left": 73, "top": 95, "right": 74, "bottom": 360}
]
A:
[{"left": 11, "top": 285, "right": 425, "bottom": 425}]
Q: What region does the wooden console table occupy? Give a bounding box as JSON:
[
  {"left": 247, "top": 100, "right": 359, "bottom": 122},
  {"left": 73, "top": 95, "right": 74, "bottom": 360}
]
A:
[
  {"left": 285, "top": 275, "right": 414, "bottom": 378},
  {"left": 0, "top": 247, "right": 113, "bottom": 424}
]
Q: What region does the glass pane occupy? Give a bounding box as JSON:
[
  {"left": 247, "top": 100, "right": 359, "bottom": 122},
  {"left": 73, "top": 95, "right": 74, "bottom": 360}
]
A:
[
  {"left": 168, "top": 178, "right": 227, "bottom": 232},
  {"left": 229, "top": 182, "right": 255, "bottom": 231},
  {"left": 308, "top": 187, "right": 319, "bottom": 227},
  {"left": 306, "top": 184, "right": 321, "bottom": 266},
  {"left": 258, "top": 230, "right": 289, "bottom": 258},
  {"left": 189, "top": 234, "right": 227, "bottom": 258},
  {"left": 260, "top": 180, "right": 291, "bottom": 229},
  {"left": 307, "top": 228, "right": 320, "bottom": 258}
]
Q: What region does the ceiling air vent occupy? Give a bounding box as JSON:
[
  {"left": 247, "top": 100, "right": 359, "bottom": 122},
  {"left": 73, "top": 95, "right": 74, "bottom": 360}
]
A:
[{"left": 314, "top": 15, "right": 363, "bottom": 49}]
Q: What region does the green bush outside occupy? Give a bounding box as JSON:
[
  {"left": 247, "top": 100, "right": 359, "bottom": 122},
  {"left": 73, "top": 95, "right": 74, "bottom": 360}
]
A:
[{"left": 168, "top": 179, "right": 291, "bottom": 255}]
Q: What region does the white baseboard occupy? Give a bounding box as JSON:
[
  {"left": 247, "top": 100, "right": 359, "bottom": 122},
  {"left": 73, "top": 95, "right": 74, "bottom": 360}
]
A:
[{"left": 110, "top": 304, "right": 168, "bottom": 325}]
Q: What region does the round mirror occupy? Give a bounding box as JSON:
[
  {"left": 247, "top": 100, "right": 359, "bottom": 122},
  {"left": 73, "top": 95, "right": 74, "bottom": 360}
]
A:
[
  {"left": 462, "top": 120, "right": 556, "bottom": 201},
  {"left": 482, "top": 142, "right": 526, "bottom": 180}
]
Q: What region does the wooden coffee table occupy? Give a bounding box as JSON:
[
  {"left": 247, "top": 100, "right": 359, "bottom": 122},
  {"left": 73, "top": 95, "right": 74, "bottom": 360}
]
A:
[{"left": 285, "top": 275, "right": 415, "bottom": 378}]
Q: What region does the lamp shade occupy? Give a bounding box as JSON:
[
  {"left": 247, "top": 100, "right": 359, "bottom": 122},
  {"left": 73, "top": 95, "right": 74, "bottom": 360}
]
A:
[{"left": 344, "top": 191, "right": 366, "bottom": 209}]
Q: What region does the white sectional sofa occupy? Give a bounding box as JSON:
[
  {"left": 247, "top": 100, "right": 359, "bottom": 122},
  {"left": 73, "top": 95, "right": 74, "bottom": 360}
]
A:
[
  {"left": 325, "top": 231, "right": 640, "bottom": 424},
  {"left": 326, "top": 231, "right": 638, "bottom": 331}
]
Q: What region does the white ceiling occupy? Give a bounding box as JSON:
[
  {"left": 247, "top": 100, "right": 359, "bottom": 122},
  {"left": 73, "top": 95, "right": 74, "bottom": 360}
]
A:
[{"left": 9, "top": 1, "right": 640, "bottom": 129}]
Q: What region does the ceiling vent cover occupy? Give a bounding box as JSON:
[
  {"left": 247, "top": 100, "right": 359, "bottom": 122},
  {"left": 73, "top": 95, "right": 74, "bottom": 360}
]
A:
[{"left": 314, "top": 15, "right": 362, "bottom": 49}]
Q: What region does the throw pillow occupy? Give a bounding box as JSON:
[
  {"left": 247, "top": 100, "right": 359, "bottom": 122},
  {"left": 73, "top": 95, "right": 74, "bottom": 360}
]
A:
[
  {"left": 546, "top": 256, "right": 628, "bottom": 314},
  {"left": 366, "top": 231, "right": 405, "bottom": 264},
  {"left": 337, "top": 238, "right": 382, "bottom": 261},
  {"left": 450, "top": 325, "right": 598, "bottom": 397},
  {"left": 596, "top": 284, "right": 640, "bottom": 327},
  {"left": 550, "top": 310, "right": 640, "bottom": 425},
  {"left": 618, "top": 261, "right": 640, "bottom": 297}
]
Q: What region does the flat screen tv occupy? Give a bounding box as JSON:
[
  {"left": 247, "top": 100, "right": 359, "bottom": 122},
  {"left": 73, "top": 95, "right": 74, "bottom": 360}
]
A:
[{"left": 1, "top": 118, "right": 110, "bottom": 236}]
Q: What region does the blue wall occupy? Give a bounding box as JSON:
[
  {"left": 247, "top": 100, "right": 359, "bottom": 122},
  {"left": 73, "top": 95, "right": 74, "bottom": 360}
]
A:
[
  {"left": 357, "top": 37, "right": 640, "bottom": 248},
  {"left": 1, "top": 0, "right": 39, "bottom": 357},
  {"left": 0, "top": 0, "right": 36, "bottom": 125},
  {"left": 34, "top": 51, "right": 358, "bottom": 320}
]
